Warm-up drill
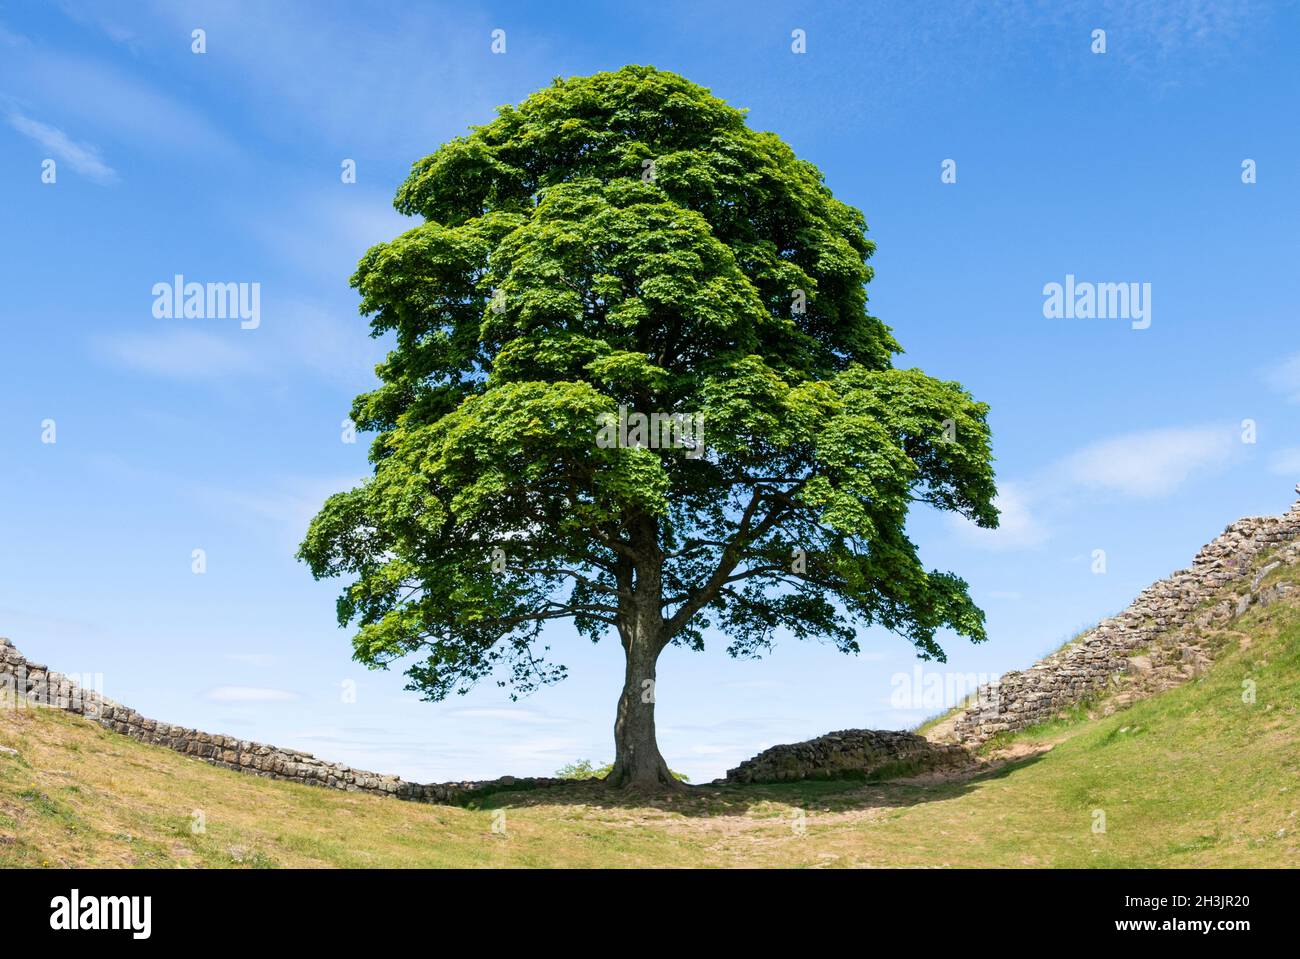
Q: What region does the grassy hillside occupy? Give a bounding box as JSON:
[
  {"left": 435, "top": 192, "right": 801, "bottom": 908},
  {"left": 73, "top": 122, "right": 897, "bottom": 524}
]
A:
[{"left": 3, "top": 579, "right": 1298, "bottom": 868}]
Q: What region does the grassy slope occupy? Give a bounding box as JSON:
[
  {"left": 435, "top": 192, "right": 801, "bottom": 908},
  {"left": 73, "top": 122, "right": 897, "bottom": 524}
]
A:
[{"left": 2, "top": 581, "right": 1298, "bottom": 868}]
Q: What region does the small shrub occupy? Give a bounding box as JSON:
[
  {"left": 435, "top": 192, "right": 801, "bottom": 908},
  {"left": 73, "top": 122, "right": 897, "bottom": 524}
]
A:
[{"left": 555, "top": 759, "right": 689, "bottom": 783}]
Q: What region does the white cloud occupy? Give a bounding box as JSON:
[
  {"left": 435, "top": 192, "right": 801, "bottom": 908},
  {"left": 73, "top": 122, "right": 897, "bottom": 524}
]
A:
[
  {"left": 249, "top": 189, "right": 412, "bottom": 282},
  {"left": 143, "top": 0, "right": 505, "bottom": 154},
  {"left": 6, "top": 111, "right": 116, "bottom": 182},
  {"left": 205, "top": 686, "right": 298, "bottom": 702},
  {"left": 1057, "top": 425, "right": 1236, "bottom": 498},
  {"left": 949, "top": 482, "right": 1049, "bottom": 551},
  {"left": 3, "top": 46, "right": 238, "bottom": 160},
  {"left": 190, "top": 474, "right": 368, "bottom": 550},
  {"left": 225, "top": 653, "right": 280, "bottom": 668},
  {"left": 498, "top": 736, "right": 586, "bottom": 766},
  {"left": 1268, "top": 447, "right": 1300, "bottom": 477},
  {"left": 55, "top": 2, "right": 139, "bottom": 48},
  {"left": 686, "top": 743, "right": 731, "bottom": 756},
  {"left": 272, "top": 297, "right": 391, "bottom": 388},
  {"left": 952, "top": 424, "right": 1239, "bottom": 551},
  {"left": 1265, "top": 352, "right": 1300, "bottom": 403},
  {"left": 444, "top": 707, "right": 572, "bottom": 726},
  {"left": 92, "top": 297, "right": 386, "bottom": 388},
  {"left": 0, "top": 20, "right": 28, "bottom": 47},
  {"left": 94, "top": 329, "right": 261, "bottom": 379}
]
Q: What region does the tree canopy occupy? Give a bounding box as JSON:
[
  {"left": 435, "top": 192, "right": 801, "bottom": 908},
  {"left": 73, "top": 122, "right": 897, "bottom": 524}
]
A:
[{"left": 299, "top": 65, "right": 998, "bottom": 787}]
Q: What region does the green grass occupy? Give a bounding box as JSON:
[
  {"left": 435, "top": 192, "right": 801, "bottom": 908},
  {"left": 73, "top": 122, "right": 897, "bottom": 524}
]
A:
[{"left": 2, "top": 571, "right": 1298, "bottom": 867}]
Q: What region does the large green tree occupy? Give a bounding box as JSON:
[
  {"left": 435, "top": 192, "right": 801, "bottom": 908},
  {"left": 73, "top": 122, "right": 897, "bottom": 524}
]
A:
[{"left": 299, "top": 66, "right": 998, "bottom": 790}]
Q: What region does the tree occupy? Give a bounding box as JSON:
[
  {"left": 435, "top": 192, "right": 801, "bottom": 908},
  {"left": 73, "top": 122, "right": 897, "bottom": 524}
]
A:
[{"left": 298, "top": 65, "right": 998, "bottom": 791}]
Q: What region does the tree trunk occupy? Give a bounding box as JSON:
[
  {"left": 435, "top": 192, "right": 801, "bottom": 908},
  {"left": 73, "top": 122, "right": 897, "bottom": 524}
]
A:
[
  {"left": 605, "top": 513, "right": 683, "bottom": 791},
  {"left": 605, "top": 628, "right": 682, "bottom": 791}
]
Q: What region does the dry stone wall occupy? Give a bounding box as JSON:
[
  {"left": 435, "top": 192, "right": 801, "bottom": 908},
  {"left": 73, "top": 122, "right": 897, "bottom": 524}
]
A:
[
  {"left": 0, "top": 637, "right": 563, "bottom": 805},
  {"left": 724, "top": 728, "right": 971, "bottom": 784},
  {"left": 7, "top": 497, "right": 1300, "bottom": 795},
  {"left": 942, "top": 498, "right": 1300, "bottom": 746}
]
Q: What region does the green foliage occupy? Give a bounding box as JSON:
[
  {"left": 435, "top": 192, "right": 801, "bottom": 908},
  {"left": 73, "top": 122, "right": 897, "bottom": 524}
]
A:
[
  {"left": 299, "top": 65, "right": 998, "bottom": 703},
  {"left": 555, "top": 759, "right": 688, "bottom": 783},
  {"left": 554, "top": 759, "right": 612, "bottom": 780}
]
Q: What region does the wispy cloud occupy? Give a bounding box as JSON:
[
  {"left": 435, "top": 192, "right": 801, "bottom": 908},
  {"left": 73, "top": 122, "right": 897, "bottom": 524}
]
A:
[
  {"left": 143, "top": 0, "right": 506, "bottom": 154},
  {"left": 0, "top": 17, "right": 29, "bottom": 48},
  {"left": 188, "top": 473, "right": 369, "bottom": 551},
  {"left": 225, "top": 652, "right": 280, "bottom": 668},
  {"left": 0, "top": 42, "right": 238, "bottom": 161},
  {"left": 444, "top": 707, "right": 574, "bottom": 726},
  {"left": 950, "top": 482, "right": 1049, "bottom": 552},
  {"left": 94, "top": 328, "right": 261, "bottom": 379},
  {"left": 1264, "top": 352, "right": 1300, "bottom": 403},
  {"left": 719, "top": 679, "right": 788, "bottom": 691},
  {"left": 248, "top": 189, "right": 413, "bottom": 283},
  {"left": 1268, "top": 448, "right": 1300, "bottom": 477},
  {"left": 498, "top": 736, "right": 587, "bottom": 766},
  {"left": 205, "top": 685, "right": 298, "bottom": 703},
  {"left": 952, "top": 423, "right": 1240, "bottom": 550},
  {"left": 686, "top": 743, "right": 731, "bottom": 756},
  {"left": 6, "top": 111, "right": 116, "bottom": 182},
  {"left": 55, "top": 1, "right": 140, "bottom": 49},
  {"left": 271, "top": 297, "right": 391, "bottom": 388},
  {"left": 1058, "top": 425, "right": 1236, "bottom": 498},
  {"left": 92, "top": 300, "right": 385, "bottom": 387}
]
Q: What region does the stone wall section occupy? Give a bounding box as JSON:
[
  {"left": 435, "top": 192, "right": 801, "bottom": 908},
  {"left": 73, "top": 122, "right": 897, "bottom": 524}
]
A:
[
  {"left": 0, "top": 637, "right": 562, "bottom": 804},
  {"left": 724, "top": 728, "right": 971, "bottom": 784},
  {"left": 940, "top": 499, "right": 1300, "bottom": 746}
]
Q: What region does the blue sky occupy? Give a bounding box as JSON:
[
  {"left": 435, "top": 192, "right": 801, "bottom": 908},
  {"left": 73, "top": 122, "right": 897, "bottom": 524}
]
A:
[{"left": 2, "top": 0, "right": 1298, "bottom": 784}]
